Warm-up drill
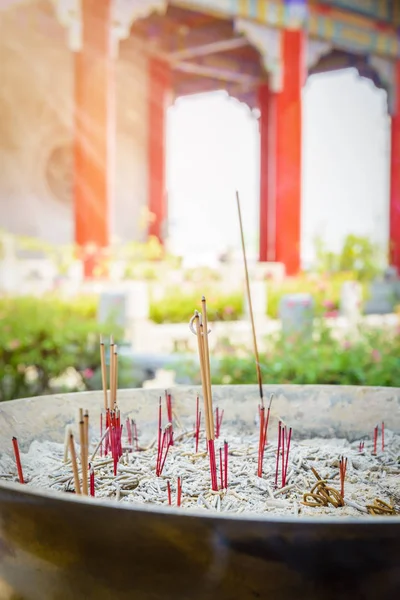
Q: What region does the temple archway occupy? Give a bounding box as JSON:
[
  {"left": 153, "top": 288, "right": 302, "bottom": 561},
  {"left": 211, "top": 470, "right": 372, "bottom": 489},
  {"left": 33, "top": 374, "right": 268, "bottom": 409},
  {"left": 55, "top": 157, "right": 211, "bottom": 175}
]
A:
[
  {"left": 167, "top": 90, "right": 259, "bottom": 262},
  {"left": 303, "top": 50, "right": 391, "bottom": 267}
]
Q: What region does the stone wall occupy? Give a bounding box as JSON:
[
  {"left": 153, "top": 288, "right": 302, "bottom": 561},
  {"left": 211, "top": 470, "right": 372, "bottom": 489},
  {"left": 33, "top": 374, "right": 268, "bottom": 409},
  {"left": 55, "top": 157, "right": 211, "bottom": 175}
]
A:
[{"left": 0, "top": 0, "right": 148, "bottom": 245}]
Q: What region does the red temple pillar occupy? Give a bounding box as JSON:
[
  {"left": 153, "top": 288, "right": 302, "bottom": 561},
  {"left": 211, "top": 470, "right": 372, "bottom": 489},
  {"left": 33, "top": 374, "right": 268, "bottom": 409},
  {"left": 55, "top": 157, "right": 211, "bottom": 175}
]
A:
[
  {"left": 74, "top": 0, "right": 113, "bottom": 278},
  {"left": 274, "top": 30, "right": 305, "bottom": 275},
  {"left": 258, "top": 81, "right": 272, "bottom": 262},
  {"left": 148, "top": 58, "right": 171, "bottom": 244},
  {"left": 390, "top": 60, "right": 400, "bottom": 271}
]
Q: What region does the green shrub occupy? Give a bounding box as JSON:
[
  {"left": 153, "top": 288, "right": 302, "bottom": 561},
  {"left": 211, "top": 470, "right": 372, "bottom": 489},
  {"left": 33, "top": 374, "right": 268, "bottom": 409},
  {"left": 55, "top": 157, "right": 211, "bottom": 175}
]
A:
[
  {"left": 266, "top": 273, "right": 368, "bottom": 319},
  {"left": 315, "top": 234, "right": 383, "bottom": 281},
  {"left": 210, "top": 325, "right": 400, "bottom": 387},
  {"left": 149, "top": 289, "right": 244, "bottom": 324},
  {"left": 0, "top": 295, "right": 123, "bottom": 401}
]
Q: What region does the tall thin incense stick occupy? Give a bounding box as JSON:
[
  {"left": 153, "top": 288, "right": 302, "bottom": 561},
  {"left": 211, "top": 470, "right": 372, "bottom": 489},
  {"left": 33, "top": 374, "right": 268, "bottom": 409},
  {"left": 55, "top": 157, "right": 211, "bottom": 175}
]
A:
[
  {"left": 84, "top": 410, "right": 89, "bottom": 475},
  {"left": 100, "top": 335, "right": 108, "bottom": 411},
  {"left": 113, "top": 346, "right": 118, "bottom": 409},
  {"left": 201, "top": 296, "right": 215, "bottom": 439},
  {"left": 236, "top": 190, "right": 264, "bottom": 406},
  {"left": 79, "top": 417, "right": 88, "bottom": 495},
  {"left": 12, "top": 437, "right": 24, "bottom": 484},
  {"left": 192, "top": 308, "right": 218, "bottom": 490},
  {"left": 194, "top": 311, "right": 211, "bottom": 441},
  {"left": 109, "top": 336, "right": 115, "bottom": 410},
  {"left": 68, "top": 433, "right": 81, "bottom": 494}
]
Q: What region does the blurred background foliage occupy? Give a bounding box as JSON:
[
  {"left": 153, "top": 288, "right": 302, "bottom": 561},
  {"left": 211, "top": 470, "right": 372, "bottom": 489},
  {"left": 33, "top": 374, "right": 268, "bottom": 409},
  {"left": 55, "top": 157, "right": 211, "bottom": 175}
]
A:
[{"left": 0, "top": 233, "right": 398, "bottom": 401}]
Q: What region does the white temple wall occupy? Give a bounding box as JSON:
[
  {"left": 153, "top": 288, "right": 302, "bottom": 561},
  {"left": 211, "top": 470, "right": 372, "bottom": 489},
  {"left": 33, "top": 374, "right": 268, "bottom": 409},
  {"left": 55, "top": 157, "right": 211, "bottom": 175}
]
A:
[{"left": 0, "top": 1, "right": 148, "bottom": 246}]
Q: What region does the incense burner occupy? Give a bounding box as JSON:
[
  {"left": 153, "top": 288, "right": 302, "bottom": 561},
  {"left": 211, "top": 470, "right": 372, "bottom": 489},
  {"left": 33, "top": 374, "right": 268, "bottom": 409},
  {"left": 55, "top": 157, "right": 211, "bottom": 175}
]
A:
[{"left": 0, "top": 385, "right": 399, "bottom": 600}]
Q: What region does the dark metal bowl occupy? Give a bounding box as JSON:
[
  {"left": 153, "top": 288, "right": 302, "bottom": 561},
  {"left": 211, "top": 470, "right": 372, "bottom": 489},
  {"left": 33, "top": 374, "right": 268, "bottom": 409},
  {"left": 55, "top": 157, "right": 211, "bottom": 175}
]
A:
[{"left": 0, "top": 385, "right": 399, "bottom": 600}]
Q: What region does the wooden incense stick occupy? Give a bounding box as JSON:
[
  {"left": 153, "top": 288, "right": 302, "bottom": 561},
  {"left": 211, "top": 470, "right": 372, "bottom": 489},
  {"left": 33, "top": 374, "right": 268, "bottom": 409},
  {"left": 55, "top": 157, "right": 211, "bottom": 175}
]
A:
[
  {"left": 109, "top": 335, "right": 115, "bottom": 411},
  {"left": 79, "top": 416, "right": 88, "bottom": 495},
  {"left": 63, "top": 424, "right": 70, "bottom": 463},
  {"left": 194, "top": 311, "right": 211, "bottom": 441},
  {"left": 193, "top": 306, "right": 218, "bottom": 491},
  {"left": 236, "top": 190, "right": 264, "bottom": 406},
  {"left": 84, "top": 410, "right": 89, "bottom": 472},
  {"left": 201, "top": 297, "right": 214, "bottom": 439},
  {"left": 113, "top": 346, "right": 118, "bottom": 409},
  {"left": 68, "top": 432, "right": 81, "bottom": 494},
  {"left": 100, "top": 335, "right": 108, "bottom": 411}
]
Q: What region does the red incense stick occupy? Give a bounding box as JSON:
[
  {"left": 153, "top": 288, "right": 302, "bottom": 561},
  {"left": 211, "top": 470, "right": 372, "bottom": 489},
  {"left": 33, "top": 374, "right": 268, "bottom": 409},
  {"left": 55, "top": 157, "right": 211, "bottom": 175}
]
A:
[
  {"left": 12, "top": 437, "right": 24, "bottom": 484},
  {"left": 224, "top": 441, "right": 228, "bottom": 489},
  {"left": 257, "top": 396, "right": 272, "bottom": 478},
  {"left": 100, "top": 413, "right": 103, "bottom": 458},
  {"left": 263, "top": 405, "right": 271, "bottom": 448},
  {"left": 257, "top": 405, "right": 265, "bottom": 477},
  {"left": 373, "top": 425, "right": 378, "bottom": 455},
  {"left": 219, "top": 447, "right": 224, "bottom": 489},
  {"left": 89, "top": 466, "right": 95, "bottom": 497},
  {"left": 105, "top": 409, "right": 110, "bottom": 456},
  {"left": 281, "top": 426, "right": 286, "bottom": 487},
  {"left": 359, "top": 441, "right": 364, "bottom": 453},
  {"left": 177, "top": 477, "right": 182, "bottom": 507},
  {"left": 111, "top": 427, "right": 118, "bottom": 476},
  {"left": 274, "top": 422, "right": 282, "bottom": 488},
  {"left": 165, "top": 391, "right": 174, "bottom": 445},
  {"left": 381, "top": 421, "right": 385, "bottom": 452},
  {"left": 339, "top": 456, "right": 348, "bottom": 499},
  {"left": 282, "top": 427, "right": 292, "bottom": 488},
  {"left": 156, "top": 428, "right": 164, "bottom": 476},
  {"left": 208, "top": 439, "right": 218, "bottom": 491},
  {"left": 167, "top": 481, "right": 172, "bottom": 506},
  {"left": 157, "top": 425, "right": 173, "bottom": 476}
]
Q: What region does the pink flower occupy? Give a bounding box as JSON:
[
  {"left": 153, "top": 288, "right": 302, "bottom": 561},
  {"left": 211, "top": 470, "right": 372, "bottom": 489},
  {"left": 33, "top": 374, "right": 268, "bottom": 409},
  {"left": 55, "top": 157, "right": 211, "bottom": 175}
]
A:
[
  {"left": 371, "top": 349, "right": 381, "bottom": 363},
  {"left": 323, "top": 299, "right": 334, "bottom": 309},
  {"left": 224, "top": 305, "right": 234, "bottom": 315},
  {"left": 83, "top": 368, "right": 94, "bottom": 379},
  {"left": 342, "top": 340, "right": 351, "bottom": 350}
]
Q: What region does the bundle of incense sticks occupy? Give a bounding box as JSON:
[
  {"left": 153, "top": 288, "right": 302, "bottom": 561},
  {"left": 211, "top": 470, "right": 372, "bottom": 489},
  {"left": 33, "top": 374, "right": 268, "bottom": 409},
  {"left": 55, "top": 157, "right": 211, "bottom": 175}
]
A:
[
  {"left": 79, "top": 408, "right": 89, "bottom": 495},
  {"left": 192, "top": 297, "right": 218, "bottom": 491},
  {"left": 257, "top": 395, "right": 273, "bottom": 477},
  {"left": 156, "top": 397, "right": 173, "bottom": 477},
  {"left": 100, "top": 335, "right": 119, "bottom": 413},
  {"left": 64, "top": 407, "right": 90, "bottom": 495},
  {"left": 99, "top": 335, "right": 123, "bottom": 471},
  {"left": 274, "top": 422, "right": 292, "bottom": 489}
]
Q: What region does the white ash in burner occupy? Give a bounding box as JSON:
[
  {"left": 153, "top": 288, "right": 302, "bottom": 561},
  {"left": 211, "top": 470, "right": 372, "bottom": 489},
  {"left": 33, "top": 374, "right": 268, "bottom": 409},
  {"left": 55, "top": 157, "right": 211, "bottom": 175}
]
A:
[{"left": 1, "top": 423, "right": 399, "bottom": 518}]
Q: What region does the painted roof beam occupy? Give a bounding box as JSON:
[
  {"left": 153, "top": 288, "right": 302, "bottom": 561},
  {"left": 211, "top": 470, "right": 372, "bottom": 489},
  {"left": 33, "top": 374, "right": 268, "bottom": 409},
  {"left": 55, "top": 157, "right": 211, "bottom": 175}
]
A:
[
  {"left": 168, "top": 36, "right": 249, "bottom": 61},
  {"left": 173, "top": 60, "right": 259, "bottom": 84}
]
